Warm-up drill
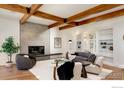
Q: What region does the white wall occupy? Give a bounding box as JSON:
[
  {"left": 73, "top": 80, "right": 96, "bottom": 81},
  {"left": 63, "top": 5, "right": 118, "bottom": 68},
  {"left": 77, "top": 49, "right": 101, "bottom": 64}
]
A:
[
  {"left": 0, "top": 16, "right": 20, "bottom": 65},
  {"left": 61, "top": 28, "right": 80, "bottom": 55},
  {"left": 113, "top": 21, "right": 124, "bottom": 66},
  {"left": 60, "top": 26, "right": 96, "bottom": 55}
]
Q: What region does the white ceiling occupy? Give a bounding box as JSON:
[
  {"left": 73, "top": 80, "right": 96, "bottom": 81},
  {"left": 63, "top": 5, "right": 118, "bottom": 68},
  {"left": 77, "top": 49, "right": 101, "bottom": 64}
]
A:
[
  {"left": 27, "top": 4, "right": 98, "bottom": 25},
  {"left": 27, "top": 16, "right": 56, "bottom": 25},
  {"left": 0, "top": 8, "right": 23, "bottom": 20},
  {"left": 39, "top": 4, "right": 98, "bottom": 18},
  {"left": 0, "top": 4, "right": 124, "bottom": 26},
  {"left": 21, "top": 4, "right": 31, "bottom": 7}
]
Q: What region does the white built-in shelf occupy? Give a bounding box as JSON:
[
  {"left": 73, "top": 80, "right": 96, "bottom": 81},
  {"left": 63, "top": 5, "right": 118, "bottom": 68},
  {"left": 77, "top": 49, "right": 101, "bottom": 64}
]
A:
[{"left": 98, "top": 28, "right": 113, "bottom": 58}]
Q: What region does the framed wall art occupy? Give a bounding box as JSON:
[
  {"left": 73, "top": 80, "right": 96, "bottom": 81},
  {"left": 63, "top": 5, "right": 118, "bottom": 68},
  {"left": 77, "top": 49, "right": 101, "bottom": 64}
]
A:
[{"left": 54, "top": 37, "right": 62, "bottom": 48}]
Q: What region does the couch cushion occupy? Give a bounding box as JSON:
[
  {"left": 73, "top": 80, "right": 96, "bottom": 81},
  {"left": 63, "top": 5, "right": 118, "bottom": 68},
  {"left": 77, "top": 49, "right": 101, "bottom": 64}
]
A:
[
  {"left": 87, "top": 54, "right": 96, "bottom": 63},
  {"left": 95, "top": 56, "right": 104, "bottom": 67},
  {"left": 76, "top": 52, "right": 91, "bottom": 58},
  {"left": 72, "top": 56, "right": 88, "bottom": 62},
  {"left": 85, "top": 64, "right": 102, "bottom": 74}
]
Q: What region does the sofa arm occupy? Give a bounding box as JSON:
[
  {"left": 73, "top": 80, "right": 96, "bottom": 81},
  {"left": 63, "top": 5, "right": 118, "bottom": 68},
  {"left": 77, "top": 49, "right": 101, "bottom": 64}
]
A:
[{"left": 85, "top": 64, "right": 102, "bottom": 75}]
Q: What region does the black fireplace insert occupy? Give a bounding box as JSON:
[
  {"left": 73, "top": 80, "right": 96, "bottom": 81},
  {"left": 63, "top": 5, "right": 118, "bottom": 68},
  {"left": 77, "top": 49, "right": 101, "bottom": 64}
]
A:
[{"left": 28, "top": 46, "right": 44, "bottom": 55}]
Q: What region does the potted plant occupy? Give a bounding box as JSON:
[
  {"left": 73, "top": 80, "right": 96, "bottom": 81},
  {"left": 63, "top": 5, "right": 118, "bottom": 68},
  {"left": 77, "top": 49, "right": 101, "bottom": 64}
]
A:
[{"left": 0, "top": 36, "right": 19, "bottom": 67}]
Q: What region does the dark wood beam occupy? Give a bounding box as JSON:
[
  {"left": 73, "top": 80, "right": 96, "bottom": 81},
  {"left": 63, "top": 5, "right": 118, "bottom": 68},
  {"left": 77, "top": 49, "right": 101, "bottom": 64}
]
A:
[
  {"left": 59, "top": 8, "right": 124, "bottom": 30},
  {"left": 49, "top": 4, "right": 122, "bottom": 28},
  {"left": 21, "top": 4, "right": 42, "bottom": 24}
]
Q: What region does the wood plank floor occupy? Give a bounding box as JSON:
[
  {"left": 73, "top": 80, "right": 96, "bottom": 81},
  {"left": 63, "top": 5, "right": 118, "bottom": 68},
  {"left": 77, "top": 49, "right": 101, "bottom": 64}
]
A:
[
  {"left": 0, "top": 64, "right": 123, "bottom": 80},
  {"left": 103, "top": 64, "right": 123, "bottom": 80},
  {"left": 0, "top": 65, "right": 38, "bottom": 80}
]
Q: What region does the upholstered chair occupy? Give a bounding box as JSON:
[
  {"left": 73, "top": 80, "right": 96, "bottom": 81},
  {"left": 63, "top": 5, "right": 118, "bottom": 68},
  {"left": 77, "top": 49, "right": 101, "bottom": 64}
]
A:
[
  {"left": 16, "top": 54, "right": 36, "bottom": 70},
  {"left": 85, "top": 56, "right": 104, "bottom": 75},
  {"left": 54, "top": 62, "right": 82, "bottom": 80},
  {"left": 72, "top": 62, "right": 82, "bottom": 80}
]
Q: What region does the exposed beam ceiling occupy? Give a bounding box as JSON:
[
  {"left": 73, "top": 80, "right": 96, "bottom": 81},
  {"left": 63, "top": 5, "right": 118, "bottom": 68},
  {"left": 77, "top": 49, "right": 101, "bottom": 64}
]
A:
[
  {"left": 21, "top": 4, "right": 43, "bottom": 24},
  {"left": 67, "top": 4, "right": 122, "bottom": 22},
  {"left": 0, "top": 4, "right": 65, "bottom": 23},
  {"left": 49, "top": 4, "right": 122, "bottom": 28},
  {"left": 33, "top": 11, "right": 64, "bottom": 22},
  {"left": 0, "top": 4, "right": 124, "bottom": 29},
  {"left": 59, "top": 8, "right": 124, "bottom": 30}
]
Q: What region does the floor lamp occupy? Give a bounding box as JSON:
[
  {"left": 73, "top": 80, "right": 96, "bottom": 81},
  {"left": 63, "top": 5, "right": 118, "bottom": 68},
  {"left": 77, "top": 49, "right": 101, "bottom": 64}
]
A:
[
  {"left": 68, "top": 40, "right": 72, "bottom": 53},
  {"left": 66, "top": 40, "right": 72, "bottom": 59}
]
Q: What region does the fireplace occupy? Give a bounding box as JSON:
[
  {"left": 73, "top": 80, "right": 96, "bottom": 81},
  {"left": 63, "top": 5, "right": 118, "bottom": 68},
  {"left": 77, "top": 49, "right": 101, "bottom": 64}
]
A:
[{"left": 28, "top": 46, "right": 44, "bottom": 55}]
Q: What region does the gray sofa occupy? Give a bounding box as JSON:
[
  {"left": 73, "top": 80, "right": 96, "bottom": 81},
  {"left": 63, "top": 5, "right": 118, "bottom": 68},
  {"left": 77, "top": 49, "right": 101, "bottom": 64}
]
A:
[
  {"left": 72, "top": 52, "right": 96, "bottom": 64},
  {"left": 16, "top": 54, "right": 36, "bottom": 70}
]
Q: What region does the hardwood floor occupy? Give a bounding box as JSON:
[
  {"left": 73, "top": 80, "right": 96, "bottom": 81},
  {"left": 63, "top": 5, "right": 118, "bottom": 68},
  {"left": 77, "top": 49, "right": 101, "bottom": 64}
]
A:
[
  {"left": 103, "top": 64, "right": 123, "bottom": 80},
  {"left": 0, "top": 64, "right": 123, "bottom": 80},
  {"left": 0, "top": 65, "right": 38, "bottom": 80}
]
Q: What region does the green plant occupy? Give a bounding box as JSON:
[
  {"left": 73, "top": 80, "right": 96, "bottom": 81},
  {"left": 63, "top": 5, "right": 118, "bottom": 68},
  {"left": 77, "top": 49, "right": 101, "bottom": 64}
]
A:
[{"left": 0, "top": 36, "right": 20, "bottom": 63}]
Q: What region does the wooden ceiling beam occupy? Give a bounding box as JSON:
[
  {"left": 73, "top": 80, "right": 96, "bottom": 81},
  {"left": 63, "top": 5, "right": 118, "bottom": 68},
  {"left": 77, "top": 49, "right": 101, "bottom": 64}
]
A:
[
  {"left": 0, "top": 4, "right": 65, "bottom": 23},
  {"left": 59, "top": 9, "right": 124, "bottom": 30},
  {"left": 33, "top": 11, "right": 64, "bottom": 22},
  {"left": 48, "top": 21, "right": 77, "bottom": 28},
  {"left": 67, "top": 4, "right": 122, "bottom": 22},
  {"left": 49, "top": 4, "right": 122, "bottom": 28},
  {"left": 21, "top": 4, "right": 43, "bottom": 24},
  {"left": 48, "top": 22, "right": 64, "bottom": 28},
  {"left": 0, "top": 4, "right": 28, "bottom": 14},
  {"left": 59, "top": 25, "right": 75, "bottom": 30}
]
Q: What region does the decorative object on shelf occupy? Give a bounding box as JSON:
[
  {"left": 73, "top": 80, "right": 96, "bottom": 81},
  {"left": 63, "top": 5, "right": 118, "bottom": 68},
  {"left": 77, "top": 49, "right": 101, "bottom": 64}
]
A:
[
  {"left": 77, "top": 41, "right": 81, "bottom": 49},
  {"left": 102, "top": 46, "right": 106, "bottom": 49},
  {"left": 109, "top": 46, "right": 113, "bottom": 51},
  {"left": 100, "top": 42, "right": 104, "bottom": 45},
  {"left": 54, "top": 37, "right": 62, "bottom": 48},
  {"left": 0, "top": 36, "right": 20, "bottom": 67},
  {"left": 103, "top": 42, "right": 107, "bottom": 45},
  {"left": 68, "top": 40, "right": 72, "bottom": 43},
  {"left": 89, "top": 34, "right": 94, "bottom": 39}
]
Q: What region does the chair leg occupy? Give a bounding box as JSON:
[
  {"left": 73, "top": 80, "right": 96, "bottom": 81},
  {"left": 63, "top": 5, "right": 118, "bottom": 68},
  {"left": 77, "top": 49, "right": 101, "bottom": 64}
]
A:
[
  {"left": 81, "top": 65, "right": 87, "bottom": 78},
  {"left": 53, "top": 67, "right": 57, "bottom": 80},
  {"left": 122, "top": 69, "right": 124, "bottom": 80}
]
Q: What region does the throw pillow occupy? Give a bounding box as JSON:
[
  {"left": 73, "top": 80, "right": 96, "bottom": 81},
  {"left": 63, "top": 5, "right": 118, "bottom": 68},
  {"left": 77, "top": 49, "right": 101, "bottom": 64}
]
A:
[{"left": 95, "top": 56, "right": 104, "bottom": 67}]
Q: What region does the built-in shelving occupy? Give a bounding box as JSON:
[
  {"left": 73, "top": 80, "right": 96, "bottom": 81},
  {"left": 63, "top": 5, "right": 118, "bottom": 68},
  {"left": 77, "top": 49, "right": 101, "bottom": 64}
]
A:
[
  {"left": 98, "top": 28, "right": 113, "bottom": 57},
  {"left": 89, "top": 33, "right": 96, "bottom": 53}
]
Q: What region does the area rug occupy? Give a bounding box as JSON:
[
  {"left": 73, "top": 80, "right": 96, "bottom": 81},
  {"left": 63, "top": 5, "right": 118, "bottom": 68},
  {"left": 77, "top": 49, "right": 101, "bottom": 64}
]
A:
[
  {"left": 29, "top": 60, "right": 112, "bottom": 80},
  {"left": 81, "top": 68, "right": 112, "bottom": 80}
]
